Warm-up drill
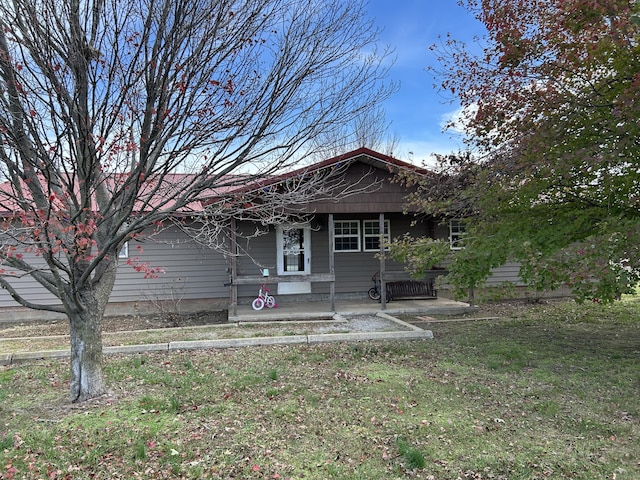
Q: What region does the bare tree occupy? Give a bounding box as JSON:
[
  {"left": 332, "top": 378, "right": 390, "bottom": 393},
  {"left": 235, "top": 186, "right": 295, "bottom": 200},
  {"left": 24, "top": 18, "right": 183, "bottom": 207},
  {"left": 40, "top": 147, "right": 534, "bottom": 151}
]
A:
[
  {"left": 309, "top": 107, "right": 401, "bottom": 161},
  {"left": 0, "top": 0, "right": 392, "bottom": 402}
]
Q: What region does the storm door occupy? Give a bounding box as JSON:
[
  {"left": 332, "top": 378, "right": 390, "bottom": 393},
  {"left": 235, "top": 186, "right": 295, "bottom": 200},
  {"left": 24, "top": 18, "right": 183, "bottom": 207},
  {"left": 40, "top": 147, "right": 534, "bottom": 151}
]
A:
[{"left": 276, "top": 225, "right": 311, "bottom": 294}]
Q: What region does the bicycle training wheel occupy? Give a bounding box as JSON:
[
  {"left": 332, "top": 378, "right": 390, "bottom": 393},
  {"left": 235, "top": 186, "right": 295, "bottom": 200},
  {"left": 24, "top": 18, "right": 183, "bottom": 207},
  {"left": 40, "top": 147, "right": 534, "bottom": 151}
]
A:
[
  {"left": 265, "top": 296, "right": 276, "bottom": 308},
  {"left": 368, "top": 287, "right": 381, "bottom": 301},
  {"left": 251, "top": 298, "right": 265, "bottom": 311}
]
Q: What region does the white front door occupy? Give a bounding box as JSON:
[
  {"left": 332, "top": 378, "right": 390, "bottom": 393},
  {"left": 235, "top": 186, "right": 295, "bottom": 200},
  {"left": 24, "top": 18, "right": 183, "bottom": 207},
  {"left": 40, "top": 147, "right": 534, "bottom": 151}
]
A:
[{"left": 276, "top": 225, "right": 311, "bottom": 294}]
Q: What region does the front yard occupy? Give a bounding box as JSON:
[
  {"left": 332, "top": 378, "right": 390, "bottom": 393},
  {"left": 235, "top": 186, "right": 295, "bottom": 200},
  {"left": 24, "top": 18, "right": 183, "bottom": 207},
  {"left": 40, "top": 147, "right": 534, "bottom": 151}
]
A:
[{"left": 1, "top": 299, "right": 638, "bottom": 479}]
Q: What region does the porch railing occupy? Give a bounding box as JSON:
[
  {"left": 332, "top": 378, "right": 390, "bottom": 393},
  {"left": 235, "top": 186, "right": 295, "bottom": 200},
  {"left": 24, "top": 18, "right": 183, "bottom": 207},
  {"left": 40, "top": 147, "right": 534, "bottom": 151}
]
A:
[{"left": 229, "top": 273, "right": 336, "bottom": 316}]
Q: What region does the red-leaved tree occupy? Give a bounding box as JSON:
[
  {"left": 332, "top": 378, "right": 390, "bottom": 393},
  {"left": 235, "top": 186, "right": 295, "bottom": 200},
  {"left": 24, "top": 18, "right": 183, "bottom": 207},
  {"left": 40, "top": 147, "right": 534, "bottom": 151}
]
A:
[{"left": 396, "top": 0, "right": 640, "bottom": 302}]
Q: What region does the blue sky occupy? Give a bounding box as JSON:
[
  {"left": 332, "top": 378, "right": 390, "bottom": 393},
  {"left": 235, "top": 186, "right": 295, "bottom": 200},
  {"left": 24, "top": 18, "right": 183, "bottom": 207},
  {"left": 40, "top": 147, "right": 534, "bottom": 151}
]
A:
[{"left": 366, "top": 0, "right": 486, "bottom": 165}]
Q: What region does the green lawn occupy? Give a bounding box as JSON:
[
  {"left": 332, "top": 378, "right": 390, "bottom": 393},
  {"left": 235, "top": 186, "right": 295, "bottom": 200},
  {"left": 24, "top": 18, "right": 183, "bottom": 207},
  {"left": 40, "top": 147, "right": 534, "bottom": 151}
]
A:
[{"left": 1, "top": 299, "right": 639, "bottom": 479}]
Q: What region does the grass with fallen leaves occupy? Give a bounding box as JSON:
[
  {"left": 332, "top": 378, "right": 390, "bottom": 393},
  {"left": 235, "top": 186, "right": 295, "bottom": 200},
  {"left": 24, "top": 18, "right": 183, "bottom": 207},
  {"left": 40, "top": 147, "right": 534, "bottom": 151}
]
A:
[{"left": 1, "top": 299, "right": 639, "bottom": 479}]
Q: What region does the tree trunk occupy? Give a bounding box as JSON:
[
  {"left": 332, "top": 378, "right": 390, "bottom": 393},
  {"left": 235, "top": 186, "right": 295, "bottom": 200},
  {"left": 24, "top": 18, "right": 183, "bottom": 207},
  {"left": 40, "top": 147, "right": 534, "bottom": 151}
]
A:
[
  {"left": 67, "top": 261, "right": 117, "bottom": 403},
  {"left": 68, "top": 304, "right": 106, "bottom": 403}
]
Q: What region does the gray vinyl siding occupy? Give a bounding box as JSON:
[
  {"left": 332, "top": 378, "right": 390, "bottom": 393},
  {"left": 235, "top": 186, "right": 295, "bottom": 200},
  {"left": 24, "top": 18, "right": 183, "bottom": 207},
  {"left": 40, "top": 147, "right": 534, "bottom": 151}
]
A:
[
  {"left": 310, "top": 224, "right": 379, "bottom": 295},
  {"left": 112, "top": 225, "right": 230, "bottom": 302},
  {"left": 234, "top": 224, "right": 276, "bottom": 298},
  {"left": 431, "top": 220, "right": 524, "bottom": 286},
  {"left": 0, "top": 253, "right": 60, "bottom": 308},
  {"left": 0, "top": 224, "right": 230, "bottom": 309},
  {"left": 484, "top": 262, "right": 524, "bottom": 286}
]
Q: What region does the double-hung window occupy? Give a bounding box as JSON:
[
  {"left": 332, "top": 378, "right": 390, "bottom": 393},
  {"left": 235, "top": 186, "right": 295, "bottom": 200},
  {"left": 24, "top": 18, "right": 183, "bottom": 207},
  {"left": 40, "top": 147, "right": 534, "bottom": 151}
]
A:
[
  {"left": 333, "top": 219, "right": 392, "bottom": 252},
  {"left": 333, "top": 220, "right": 360, "bottom": 252},
  {"left": 363, "top": 219, "right": 390, "bottom": 251},
  {"left": 449, "top": 219, "right": 466, "bottom": 250}
]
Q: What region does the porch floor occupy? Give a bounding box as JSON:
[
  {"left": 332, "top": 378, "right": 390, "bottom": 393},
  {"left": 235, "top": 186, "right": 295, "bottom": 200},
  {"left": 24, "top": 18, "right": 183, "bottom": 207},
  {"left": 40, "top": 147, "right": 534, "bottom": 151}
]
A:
[{"left": 230, "top": 296, "right": 473, "bottom": 322}]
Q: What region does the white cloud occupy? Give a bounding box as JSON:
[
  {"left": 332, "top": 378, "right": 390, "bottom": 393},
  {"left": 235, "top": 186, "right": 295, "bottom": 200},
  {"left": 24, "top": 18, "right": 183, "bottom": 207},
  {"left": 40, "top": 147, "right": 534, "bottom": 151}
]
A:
[
  {"left": 439, "top": 104, "right": 477, "bottom": 137},
  {"left": 391, "top": 136, "right": 467, "bottom": 168}
]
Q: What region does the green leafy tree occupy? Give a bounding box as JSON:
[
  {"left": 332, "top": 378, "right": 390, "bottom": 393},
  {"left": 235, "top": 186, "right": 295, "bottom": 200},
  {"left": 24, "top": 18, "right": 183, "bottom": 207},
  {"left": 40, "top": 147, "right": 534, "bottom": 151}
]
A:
[
  {"left": 400, "top": 0, "right": 640, "bottom": 302},
  {"left": 0, "top": 0, "right": 392, "bottom": 402}
]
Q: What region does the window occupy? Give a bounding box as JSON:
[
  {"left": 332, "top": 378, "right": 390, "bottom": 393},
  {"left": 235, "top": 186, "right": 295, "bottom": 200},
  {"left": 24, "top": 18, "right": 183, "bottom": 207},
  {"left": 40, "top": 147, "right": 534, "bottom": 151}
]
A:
[
  {"left": 449, "top": 219, "right": 466, "bottom": 250},
  {"left": 119, "top": 242, "right": 129, "bottom": 259},
  {"left": 363, "top": 219, "right": 390, "bottom": 251},
  {"left": 333, "top": 220, "right": 360, "bottom": 251},
  {"left": 281, "top": 228, "right": 306, "bottom": 272},
  {"left": 333, "top": 219, "right": 392, "bottom": 252}
]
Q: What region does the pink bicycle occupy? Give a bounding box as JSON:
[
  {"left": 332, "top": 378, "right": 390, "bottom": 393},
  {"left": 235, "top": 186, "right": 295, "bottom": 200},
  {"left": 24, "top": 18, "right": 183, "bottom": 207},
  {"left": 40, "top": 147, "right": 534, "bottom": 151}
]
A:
[{"left": 251, "top": 284, "right": 277, "bottom": 310}]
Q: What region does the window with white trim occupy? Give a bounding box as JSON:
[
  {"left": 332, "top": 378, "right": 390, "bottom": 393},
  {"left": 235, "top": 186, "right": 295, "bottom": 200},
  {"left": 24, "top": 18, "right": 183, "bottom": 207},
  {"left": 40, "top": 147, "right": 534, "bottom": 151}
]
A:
[
  {"left": 333, "top": 220, "right": 360, "bottom": 252},
  {"left": 119, "top": 242, "right": 129, "bottom": 258},
  {"left": 449, "top": 219, "right": 466, "bottom": 250},
  {"left": 363, "top": 219, "right": 390, "bottom": 251}
]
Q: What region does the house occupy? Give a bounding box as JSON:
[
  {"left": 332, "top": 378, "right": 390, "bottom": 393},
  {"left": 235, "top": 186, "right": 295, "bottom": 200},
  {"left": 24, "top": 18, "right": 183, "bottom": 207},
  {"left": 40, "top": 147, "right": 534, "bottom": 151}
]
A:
[
  {"left": 0, "top": 148, "right": 522, "bottom": 321},
  {"left": 225, "top": 147, "right": 437, "bottom": 314}
]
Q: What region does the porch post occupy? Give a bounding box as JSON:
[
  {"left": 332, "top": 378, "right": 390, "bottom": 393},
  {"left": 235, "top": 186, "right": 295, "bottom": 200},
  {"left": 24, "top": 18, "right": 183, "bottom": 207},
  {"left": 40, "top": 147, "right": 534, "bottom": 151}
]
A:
[
  {"left": 230, "top": 218, "right": 238, "bottom": 316},
  {"left": 328, "top": 214, "right": 336, "bottom": 311},
  {"left": 379, "top": 212, "right": 387, "bottom": 310}
]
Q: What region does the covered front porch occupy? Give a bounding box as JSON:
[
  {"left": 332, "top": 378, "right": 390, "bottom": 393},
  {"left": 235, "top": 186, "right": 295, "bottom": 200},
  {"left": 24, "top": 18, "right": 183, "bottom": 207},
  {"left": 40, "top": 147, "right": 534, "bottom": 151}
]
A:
[{"left": 229, "top": 296, "right": 473, "bottom": 322}]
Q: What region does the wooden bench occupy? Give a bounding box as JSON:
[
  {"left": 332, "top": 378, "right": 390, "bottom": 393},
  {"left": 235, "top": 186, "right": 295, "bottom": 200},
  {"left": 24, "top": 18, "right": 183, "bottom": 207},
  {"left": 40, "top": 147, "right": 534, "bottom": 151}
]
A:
[
  {"left": 379, "top": 269, "right": 447, "bottom": 301},
  {"left": 386, "top": 278, "right": 437, "bottom": 300}
]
